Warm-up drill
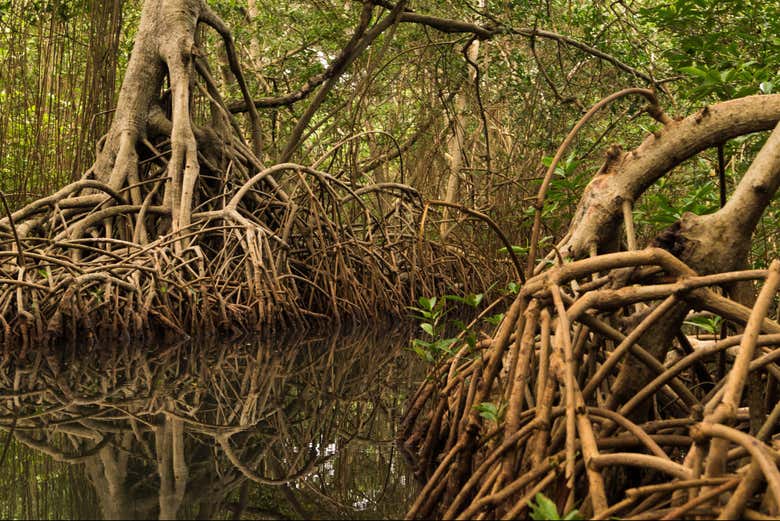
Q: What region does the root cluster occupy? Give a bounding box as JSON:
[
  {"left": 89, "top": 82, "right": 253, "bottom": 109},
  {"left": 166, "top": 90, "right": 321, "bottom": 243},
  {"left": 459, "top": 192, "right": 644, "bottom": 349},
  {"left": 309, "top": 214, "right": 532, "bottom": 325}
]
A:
[
  {"left": 399, "top": 249, "right": 780, "bottom": 519},
  {"left": 0, "top": 163, "right": 487, "bottom": 349},
  {"left": 0, "top": 0, "right": 504, "bottom": 350}
]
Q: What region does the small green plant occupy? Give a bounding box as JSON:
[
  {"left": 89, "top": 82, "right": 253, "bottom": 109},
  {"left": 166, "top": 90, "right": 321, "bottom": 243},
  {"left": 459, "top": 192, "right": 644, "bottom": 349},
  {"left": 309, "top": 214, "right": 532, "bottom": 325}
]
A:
[
  {"left": 528, "top": 493, "right": 582, "bottom": 520},
  {"left": 408, "top": 292, "right": 486, "bottom": 363},
  {"left": 474, "top": 401, "right": 506, "bottom": 424},
  {"left": 684, "top": 314, "right": 722, "bottom": 334},
  {"left": 408, "top": 296, "right": 457, "bottom": 363}
]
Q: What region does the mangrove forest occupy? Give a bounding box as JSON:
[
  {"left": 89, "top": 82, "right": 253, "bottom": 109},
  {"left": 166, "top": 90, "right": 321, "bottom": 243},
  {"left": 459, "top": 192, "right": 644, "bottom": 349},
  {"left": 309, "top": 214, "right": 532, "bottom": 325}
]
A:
[{"left": 0, "top": 0, "right": 779, "bottom": 519}]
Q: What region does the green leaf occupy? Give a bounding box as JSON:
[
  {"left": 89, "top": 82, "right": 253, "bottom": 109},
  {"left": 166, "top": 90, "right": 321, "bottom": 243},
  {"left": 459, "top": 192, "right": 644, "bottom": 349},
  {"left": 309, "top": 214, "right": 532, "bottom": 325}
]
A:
[
  {"left": 474, "top": 402, "right": 499, "bottom": 423},
  {"left": 683, "top": 315, "right": 721, "bottom": 334},
  {"left": 485, "top": 313, "right": 504, "bottom": 326},
  {"left": 418, "top": 296, "right": 436, "bottom": 311},
  {"left": 434, "top": 338, "right": 458, "bottom": 353},
  {"left": 529, "top": 493, "right": 562, "bottom": 520},
  {"left": 679, "top": 65, "right": 709, "bottom": 78},
  {"left": 466, "top": 293, "right": 484, "bottom": 307},
  {"left": 420, "top": 322, "right": 435, "bottom": 337},
  {"left": 444, "top": 294, "right": 467, "bottom": 304},
  {"left": 411, "top": 344, "right": 434, "bottom": 363},
  {"left": 498, "top": 245, "right": 529, "bottom": 256}
]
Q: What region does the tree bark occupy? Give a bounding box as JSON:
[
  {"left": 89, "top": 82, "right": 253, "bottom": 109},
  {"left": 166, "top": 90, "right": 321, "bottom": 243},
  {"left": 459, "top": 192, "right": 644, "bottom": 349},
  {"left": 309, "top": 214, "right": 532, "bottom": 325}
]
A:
[{"left": 561, "top": 94, "right": 780, "bottom": 260}]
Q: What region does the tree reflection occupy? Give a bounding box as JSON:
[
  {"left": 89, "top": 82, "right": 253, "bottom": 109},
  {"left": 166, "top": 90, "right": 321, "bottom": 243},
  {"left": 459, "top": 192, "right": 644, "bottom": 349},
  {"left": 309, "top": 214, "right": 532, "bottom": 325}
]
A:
[{"left": 0, "top": 330, "right": 419, "bottom": 519}]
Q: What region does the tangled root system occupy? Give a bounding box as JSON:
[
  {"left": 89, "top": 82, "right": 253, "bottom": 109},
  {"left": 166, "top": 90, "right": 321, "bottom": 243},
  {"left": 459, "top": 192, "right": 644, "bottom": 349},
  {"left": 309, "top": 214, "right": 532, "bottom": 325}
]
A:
[
  {"left": 0, "top": 163, "right": 493, "bottom": 350},
  {"left": 0, "top": 0, "right": 506, "bottom": 350},
  {"left": 400, "top": 250, "right": 780, "bottom": 520}
]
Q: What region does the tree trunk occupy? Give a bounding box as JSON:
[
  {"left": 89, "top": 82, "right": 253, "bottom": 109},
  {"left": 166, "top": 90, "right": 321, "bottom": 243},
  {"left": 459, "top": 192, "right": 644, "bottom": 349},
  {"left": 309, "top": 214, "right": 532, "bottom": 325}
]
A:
[
  {"left": 440, "top": 0, "right": 484, "bottom": 240},
  {"left": 0, "top": 0, "right": 482, "bottom": 346},
  {"left": 91, "top": 0, "right": 219, "bottom": 244}
]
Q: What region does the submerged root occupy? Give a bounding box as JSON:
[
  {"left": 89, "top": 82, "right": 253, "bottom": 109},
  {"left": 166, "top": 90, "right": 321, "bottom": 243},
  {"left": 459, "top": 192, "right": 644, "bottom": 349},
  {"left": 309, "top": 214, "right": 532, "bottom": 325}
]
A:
[{"left": 399, "top": 250, "right": 780, "bottom": 520}]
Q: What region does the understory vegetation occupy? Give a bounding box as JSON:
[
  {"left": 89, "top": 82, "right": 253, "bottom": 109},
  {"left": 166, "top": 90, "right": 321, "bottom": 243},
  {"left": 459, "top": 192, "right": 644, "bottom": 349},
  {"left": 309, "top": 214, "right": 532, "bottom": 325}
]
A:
[{"left": 1, "top": 0, "right": 780, "bottom": 519}]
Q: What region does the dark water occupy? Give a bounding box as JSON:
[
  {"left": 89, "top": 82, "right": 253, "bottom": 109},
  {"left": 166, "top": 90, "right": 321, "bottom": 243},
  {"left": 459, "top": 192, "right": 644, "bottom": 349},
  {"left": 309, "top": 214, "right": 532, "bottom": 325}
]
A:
[{"left": 0, "top": 329, "right": 421, "bottom": 519}]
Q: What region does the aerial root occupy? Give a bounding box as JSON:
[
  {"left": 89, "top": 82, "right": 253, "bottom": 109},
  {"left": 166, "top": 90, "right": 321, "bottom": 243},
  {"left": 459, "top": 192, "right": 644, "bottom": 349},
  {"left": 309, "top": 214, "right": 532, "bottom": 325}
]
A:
[
  {"left": 0, "top": 159, "right": 494, "bottom": 349},
  {"left": 399, "top": 250, "right": 780, "bottom": 520},
  {"left": 0, "top": 0, "right": 521, "bottom": 348}
]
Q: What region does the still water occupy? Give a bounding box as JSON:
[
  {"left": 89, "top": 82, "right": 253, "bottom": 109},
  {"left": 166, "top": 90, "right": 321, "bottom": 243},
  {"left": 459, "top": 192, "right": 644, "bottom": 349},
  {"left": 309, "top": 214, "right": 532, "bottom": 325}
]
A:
[{"left": 0, "top": 329, "right": 421, "bottom": 519}]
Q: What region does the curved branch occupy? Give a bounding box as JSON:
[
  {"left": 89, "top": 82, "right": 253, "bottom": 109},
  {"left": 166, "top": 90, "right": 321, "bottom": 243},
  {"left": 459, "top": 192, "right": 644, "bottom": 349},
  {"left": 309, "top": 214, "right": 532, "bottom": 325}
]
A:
[
  {"left": 526, "top": 88, "right": 667, "bottom": 273},
  {"left": 426, "top": 200, "right": 525, "bottom": 282},
  {"left": 692, "top": 422, "right": 780, "bottom": 502},
  {"left": 511, "top": 27, "right": 657, "bottom": 87},
  {"left": 590, "top": 452, "right": 692, "bottom": 480},
  {"left": 217, "top": 436, "right": 323, "bottom": 485},
  {"left": 563, "top": 94, "right": 780, "bottom": 259},
  {"left": 279, "top": 2, "right": 407, "bottom": 162},
  {"left": 227, "top": 5, "right": 376, "bottom": 114}
]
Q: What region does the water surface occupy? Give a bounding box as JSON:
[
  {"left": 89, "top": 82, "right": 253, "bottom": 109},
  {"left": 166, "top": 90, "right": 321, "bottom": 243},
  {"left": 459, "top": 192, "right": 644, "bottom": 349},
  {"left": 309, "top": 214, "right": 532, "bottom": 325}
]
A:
[{"left": 0, "top": 329, "right": 421, "bottom": 519}]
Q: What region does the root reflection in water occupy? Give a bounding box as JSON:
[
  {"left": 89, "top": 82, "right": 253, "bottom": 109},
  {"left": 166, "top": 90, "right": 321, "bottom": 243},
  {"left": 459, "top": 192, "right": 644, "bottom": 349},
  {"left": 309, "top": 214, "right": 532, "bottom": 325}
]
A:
[{"left": 0, "top": 330, "right": 421, "bottom": 519}]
